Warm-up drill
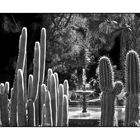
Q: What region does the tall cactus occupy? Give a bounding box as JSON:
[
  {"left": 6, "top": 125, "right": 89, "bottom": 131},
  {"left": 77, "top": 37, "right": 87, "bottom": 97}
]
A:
[
  {"left": 31, "top": 42, "right": 40, "bottom": 101},
  {"left": 10, "top": 27, "right": 27, "bottom": 126},
  {"left": 125, "top": 50, "right": 140, "bottom": 126},
  {"left": 38, "top": 28, "right": 46, "bottom": 125},
  {"left": 99, "top": 56, "right": 123, "bottom": 126}
]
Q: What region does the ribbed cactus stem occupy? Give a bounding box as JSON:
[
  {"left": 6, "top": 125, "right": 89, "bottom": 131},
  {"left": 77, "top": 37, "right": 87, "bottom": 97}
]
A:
[
  {"left": 1, "top": 82, "right": 9, "bottom": 126},
  {"left": 63, "top": 80, "right": 69, "bottom": 98},
  {"left": 38, "top": 28, "right": 46, "bottom": 124},
  {"left": 99, "top": 56, "right": 123, "bottom": 126},
  {"left": 28, "top": 74, "right": 33, "bottom": 99},
  {"left": 62, "top": 95, "right": 68, "bottom": 126},
  {"left": 50, "top": 74, "right": 57, "bottom": 126},
  {"left": 47, "top": 68, "right": 53, "bottom": 91},
  {"left": 0, "top": 83, "right": 9, "bottom": 126},
  {"left": 54, "top": 72, "right": 59, "bottom": 92},
  {"left": 10, "top": 27, "right": 27, "bottom": 126},
  {"left": 54, "top": 72, "right": 59, "bottom": 108},
  {"left": 41, "top": 104, "right": 47, "bottom": 126},
  {"left": 27, "top": 99, "right": 35, "bottom": 126},
  {"left": 125, "top": 50, "right": 140, "bottom": 126},
  {"left": 31, "top": 42, "right": 40, "bottom": 102},
  {"left": 23, "top": 55, "right": 27, "bottom": 102},
  {"left": 41, "top": 84, "right": 46, "bottom": 111},
  {"left": 44, "top": 90, "right": 53, "bottom": 126},
  {"left": 17, "top": 69, "right": 26, "bottom": 126},
  {"left": 99, "top": 56, "right": 114, "bottom": 92},
  {"left": 57, "top": 84, "right": 64, "bottom": 126},
  {"left": 40, "top": 28, "right": 46, "bottom": 84}
]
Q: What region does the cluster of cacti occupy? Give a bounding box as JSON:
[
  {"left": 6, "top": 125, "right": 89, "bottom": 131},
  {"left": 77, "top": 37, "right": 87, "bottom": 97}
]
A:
[
  {"left": 98, "top": 49, "right": 140, "bottom": 127},
  {"left": 0, "top": 27, "right": 69, "bottom": 127},
  {"left": 1, "top": 26, "right": 140, "bottom": 127}
]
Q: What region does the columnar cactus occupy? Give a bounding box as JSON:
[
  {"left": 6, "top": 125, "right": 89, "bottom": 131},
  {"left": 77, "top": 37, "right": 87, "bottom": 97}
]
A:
[
  {"left": 57, "top": 84, "right": 64, "bottom": 126},
  {"left": 28, "top": 74, "right": 33, "bottom": 99},
  {"left": 62, "top": 95, "right": 69, "bottom": 126},
  {"left": 99, "top": 56, "right": 123, "bottom": 126},
  {"left": 125, "top": 50, "right": 140, "bottom": 126},
  {"left": 0, "top": 82, "right": 9, "bottom": 126},
  {"left": 10, "top": 27, "right": 27, "bottom": 126},
  {"left": 27, "top": 99, "right": 35, "bottom": 126},
  {"left": 44, "top": 90, "right": 53, "bottom": 126},
  {"left": 31, "top": 42, "right": 40, "bottom": 102},
  {"left": 17, "top": 69, "right": 26, "bottom": 126},
  {"left": 63, "top": 80, "right": 69, "bottom": 98},
  {"left": 0, "top": 27, "right": 69, "bottom": 127},
  {"left": 47, "top": 68, "right": 53, "bottom": 91},
  {"left": 50, "top": 74, "right": 57, "bottom": 126}
]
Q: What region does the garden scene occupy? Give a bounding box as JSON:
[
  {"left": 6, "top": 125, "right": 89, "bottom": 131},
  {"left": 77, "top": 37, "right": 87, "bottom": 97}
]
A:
[{"left": 0, "top": 13, "right": 140, "bottom": 127}]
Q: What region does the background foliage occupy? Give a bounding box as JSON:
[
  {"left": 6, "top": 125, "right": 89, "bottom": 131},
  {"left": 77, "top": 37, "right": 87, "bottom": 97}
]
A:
[{"left": 1, "top": 13, "right": 140, "bottom": 91}]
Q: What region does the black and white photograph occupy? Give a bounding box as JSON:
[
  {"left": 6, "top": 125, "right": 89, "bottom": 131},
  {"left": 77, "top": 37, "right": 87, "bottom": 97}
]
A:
[
  {"left": 0, "top": 13, "right": 139, "bottom": 127},
  {"left": 0, "top": 0, "right": 140, "bottom": 139}
]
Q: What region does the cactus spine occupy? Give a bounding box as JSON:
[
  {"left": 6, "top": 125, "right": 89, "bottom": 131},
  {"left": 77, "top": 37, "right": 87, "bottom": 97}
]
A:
[
  {"left": 125, "top": 50, "right": 140, "bottom": 126},
  {"left": 99, "top": 56, "right": 123, "bottom": 126}
]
